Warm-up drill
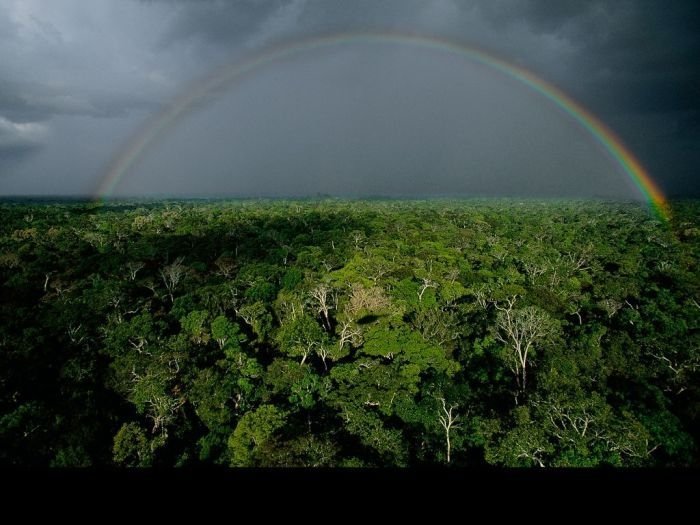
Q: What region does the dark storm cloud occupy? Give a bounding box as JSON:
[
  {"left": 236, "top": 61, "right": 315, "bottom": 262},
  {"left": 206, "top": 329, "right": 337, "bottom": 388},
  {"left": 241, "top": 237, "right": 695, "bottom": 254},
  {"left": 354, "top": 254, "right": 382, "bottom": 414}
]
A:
[
  {"left": 466, "top": 1, "right": 699, "bottom": 107},
  {"left": 675, "top": 112, "right": 700, "bottom": 140},
  {"left": 155, "top": 0, "right": 298, "bottom": 47},
  {"left": 0, "top": 80, "right": 159, "bottom": 122},
  {"left": 132, "top": 0, "right": 700, "bottom": 196},
  {"left": 492, "top": 0, "right": 700, "bottom": 194},
  {"left": 150, "top": 1, "right": 700, "bottom": 114},
  {"left": 0, "top": 0, "right": 177, "bottom": 165},
  {"left": 1, "top": 0, "right": 698, "bottom": 196},
  {"left": 0, "top": 115, "right": 47, "bottom": 170},
  {"left": 152, "top": 0, "right": 448, "bottom": 44}
]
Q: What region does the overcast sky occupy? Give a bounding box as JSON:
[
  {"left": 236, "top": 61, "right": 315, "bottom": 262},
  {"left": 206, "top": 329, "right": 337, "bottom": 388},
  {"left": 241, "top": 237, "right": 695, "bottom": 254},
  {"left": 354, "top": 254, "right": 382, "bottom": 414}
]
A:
[{"left": 0, "top": 0, "right": 698, "bottom": 198}]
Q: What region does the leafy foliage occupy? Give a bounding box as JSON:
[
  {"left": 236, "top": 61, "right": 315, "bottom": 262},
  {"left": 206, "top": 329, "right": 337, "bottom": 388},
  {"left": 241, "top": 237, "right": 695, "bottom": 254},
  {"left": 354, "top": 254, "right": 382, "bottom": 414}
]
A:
[{"left": 0, "top": 198, "right": 698, "bottom": 466}]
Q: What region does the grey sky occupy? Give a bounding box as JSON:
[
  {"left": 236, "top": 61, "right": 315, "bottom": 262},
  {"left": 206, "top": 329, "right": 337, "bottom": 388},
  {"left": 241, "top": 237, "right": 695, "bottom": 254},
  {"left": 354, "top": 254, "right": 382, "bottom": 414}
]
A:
[{"left": 0, "top": 0, "right": 697, "bottom": 198}]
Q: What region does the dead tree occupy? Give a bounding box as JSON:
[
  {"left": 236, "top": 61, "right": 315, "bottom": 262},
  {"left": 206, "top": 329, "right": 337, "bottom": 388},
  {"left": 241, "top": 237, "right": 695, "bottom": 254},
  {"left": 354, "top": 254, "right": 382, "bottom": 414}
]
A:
[
  {"left": 438, "top": 398, "right": 461, "bottom": 464},
  {"left": 159, "top": 257, "right": 185, "bottom": 303},
  {"left": 126, "top": 261, "right": 145, "bottom": 281},
  {"left": 494, "top": 296, "right": 556, "bottom": 394},
  {"left": 338, "top": 321, "right": 362, "bottom": 351},
  {"left": 418, "top": 278, "right": 437, "bottom": 303},
  {"left": 310, "top": 284, "right": 334, "bottom": 331}
]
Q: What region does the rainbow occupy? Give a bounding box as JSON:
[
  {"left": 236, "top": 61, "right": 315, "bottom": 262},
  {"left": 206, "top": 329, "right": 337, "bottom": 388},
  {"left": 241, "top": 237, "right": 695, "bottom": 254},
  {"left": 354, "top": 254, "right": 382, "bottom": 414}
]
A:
[{"left": 96, "top": 32, "right": 669, "bottom": 220}]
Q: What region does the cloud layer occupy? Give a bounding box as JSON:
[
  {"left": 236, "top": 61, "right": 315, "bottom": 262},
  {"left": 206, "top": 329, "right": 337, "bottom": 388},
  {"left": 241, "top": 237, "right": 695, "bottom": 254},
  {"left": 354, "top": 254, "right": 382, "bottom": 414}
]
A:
[
  {"left": 0, "top": 116, "right": 48, "bottom": 161},
  {"left": 0, "top": 0, "right": 697, "bottom": 196}
]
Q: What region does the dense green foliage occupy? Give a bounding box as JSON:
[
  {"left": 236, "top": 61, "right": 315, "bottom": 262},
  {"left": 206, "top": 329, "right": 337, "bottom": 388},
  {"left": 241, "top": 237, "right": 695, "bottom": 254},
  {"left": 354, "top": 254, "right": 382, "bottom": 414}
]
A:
[{"left": 1, "top": 198, "right": 698, "bottom": 467}]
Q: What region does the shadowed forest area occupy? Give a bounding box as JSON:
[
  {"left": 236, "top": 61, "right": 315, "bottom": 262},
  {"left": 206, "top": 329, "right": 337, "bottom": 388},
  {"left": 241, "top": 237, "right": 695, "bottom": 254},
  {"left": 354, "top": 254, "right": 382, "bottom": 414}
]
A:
[{"left": 0, "top": 199, "right": 698, "bottom": 467}]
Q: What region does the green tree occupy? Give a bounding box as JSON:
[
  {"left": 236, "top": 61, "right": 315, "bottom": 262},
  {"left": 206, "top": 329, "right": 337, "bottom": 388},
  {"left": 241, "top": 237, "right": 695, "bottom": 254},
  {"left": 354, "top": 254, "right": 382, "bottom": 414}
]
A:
[{"left": 228, "top": 405, "right": 288, "bottom": 466}]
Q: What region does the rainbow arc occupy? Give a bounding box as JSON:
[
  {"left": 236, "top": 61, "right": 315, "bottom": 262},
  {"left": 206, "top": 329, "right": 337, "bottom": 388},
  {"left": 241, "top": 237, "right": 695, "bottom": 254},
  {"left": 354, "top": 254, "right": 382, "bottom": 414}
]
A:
[{"left": 96, "top": 32, "right": 669, "bottom": 221}]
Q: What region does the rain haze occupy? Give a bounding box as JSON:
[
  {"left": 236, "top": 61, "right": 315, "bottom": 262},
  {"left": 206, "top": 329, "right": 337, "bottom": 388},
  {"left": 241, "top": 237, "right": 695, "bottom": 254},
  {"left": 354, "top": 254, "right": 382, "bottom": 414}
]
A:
[{"left": 0, "top": 0, "right": 698, "bottom": 199}]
